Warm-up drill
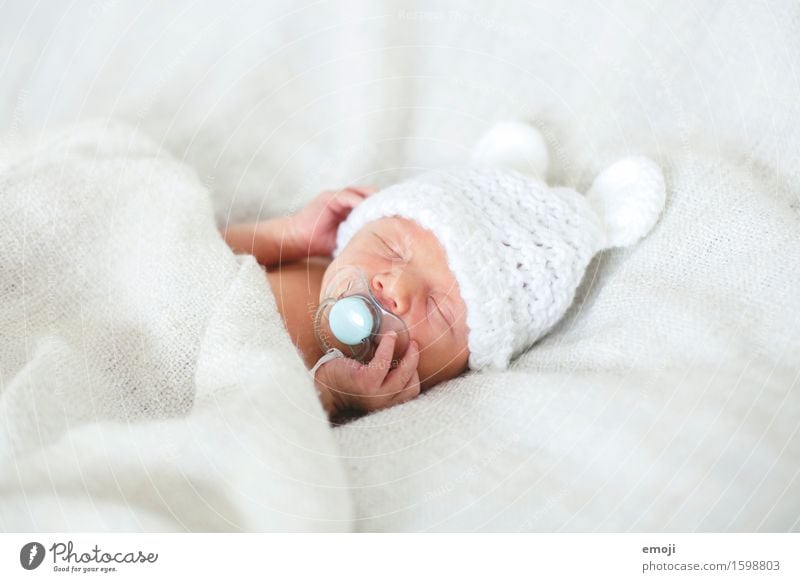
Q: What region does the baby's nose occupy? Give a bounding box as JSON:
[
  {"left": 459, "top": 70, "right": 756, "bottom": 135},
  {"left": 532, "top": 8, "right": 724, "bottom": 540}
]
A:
[{"left": 371, "top": 273, "right": 409, "bottom": 315}]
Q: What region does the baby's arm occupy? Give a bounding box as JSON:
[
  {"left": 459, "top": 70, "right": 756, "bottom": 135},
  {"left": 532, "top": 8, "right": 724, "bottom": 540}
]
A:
[
  {"left": 220, "top": 186, "right": 376, "bottom": 267},
  {"left": 221, "top": 216, "right": 305, "bottom": 268}
]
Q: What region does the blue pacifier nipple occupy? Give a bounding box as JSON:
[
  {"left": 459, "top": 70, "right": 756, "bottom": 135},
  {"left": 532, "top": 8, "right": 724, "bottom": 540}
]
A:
[{"left": 329, "top": 296, "right": 374, "bottom": 345}]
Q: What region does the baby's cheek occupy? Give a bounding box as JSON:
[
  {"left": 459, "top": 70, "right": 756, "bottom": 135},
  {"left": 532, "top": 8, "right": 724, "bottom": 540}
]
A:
[{"left": 416, "top": 344, "right": 441, "bottom": 380}]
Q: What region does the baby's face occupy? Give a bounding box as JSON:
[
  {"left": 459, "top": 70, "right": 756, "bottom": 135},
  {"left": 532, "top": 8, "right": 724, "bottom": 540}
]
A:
[{"left": 322, "top": 216, "right": 470, "bottom": 389}]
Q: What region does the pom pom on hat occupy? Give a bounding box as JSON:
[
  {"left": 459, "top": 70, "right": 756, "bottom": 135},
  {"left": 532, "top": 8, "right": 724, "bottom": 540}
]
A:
[
  {"left": 470, "top": 120, "right": 549, "bottom": 180},
  {"left": 586, "top": 156, "right": 666, "bottom": 249}
]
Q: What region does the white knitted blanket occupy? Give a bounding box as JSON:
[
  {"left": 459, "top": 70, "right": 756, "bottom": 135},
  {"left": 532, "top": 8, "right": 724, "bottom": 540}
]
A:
[
  {"left": 0, "top": 122, "right": 351, "bottom": 531},
  {"left": 1, "top": 0, "right": 798, "bottom": 532}
]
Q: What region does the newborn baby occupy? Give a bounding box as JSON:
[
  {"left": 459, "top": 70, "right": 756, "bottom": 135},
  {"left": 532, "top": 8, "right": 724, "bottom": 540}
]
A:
[
  {"left": 221, "top": 122, "right": 666, "bottom": 421},
  {"left": 222, "top": 189, "right": 469, "bottom": 419}
]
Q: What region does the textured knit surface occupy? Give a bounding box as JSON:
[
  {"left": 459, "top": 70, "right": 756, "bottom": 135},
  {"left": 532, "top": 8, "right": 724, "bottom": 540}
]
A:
[
  {"left": 333, "top": 165, "right": 607, "bottom": 371},
  {"left": 0, "top": 122, "right": 352, "bottom": 531},
  {"left": 0, "top": 0, "right": 798, "bottom": 532}
]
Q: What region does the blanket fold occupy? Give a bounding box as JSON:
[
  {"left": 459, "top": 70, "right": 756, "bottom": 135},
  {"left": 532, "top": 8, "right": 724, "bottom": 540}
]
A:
[{"left": 0, "top": 121, "right": 352, "bottom": 531}]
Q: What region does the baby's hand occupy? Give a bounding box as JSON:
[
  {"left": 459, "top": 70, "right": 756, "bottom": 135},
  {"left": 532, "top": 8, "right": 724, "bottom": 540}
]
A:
[
  {"left": 289, "top": 186, "right": 377, "bottom": 257},
  {"left": 315, "top": 332, "right": 421, "bottom": 416}
]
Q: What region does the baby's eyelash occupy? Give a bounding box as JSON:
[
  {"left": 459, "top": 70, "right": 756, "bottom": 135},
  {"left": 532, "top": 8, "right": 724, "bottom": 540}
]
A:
[
  {"left": 429, "top": 296, "right": 453, "bottom": 326},
  {"left": 373, "top": 233, "right": 402, "bottom": 259},
  {"left": 384, "top": 245, "right": 401, "bottom": 259}
]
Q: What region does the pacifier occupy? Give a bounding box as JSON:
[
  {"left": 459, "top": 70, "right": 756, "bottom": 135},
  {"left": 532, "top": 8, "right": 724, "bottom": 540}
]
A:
[{"left": 314, "top": 265, "right": 410, "bottom": 365}]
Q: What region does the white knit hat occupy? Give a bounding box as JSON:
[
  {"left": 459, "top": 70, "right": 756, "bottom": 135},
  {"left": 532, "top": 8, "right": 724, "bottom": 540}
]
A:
[{"left": 334, "top": 121, "right": 666, "bottom": 371}]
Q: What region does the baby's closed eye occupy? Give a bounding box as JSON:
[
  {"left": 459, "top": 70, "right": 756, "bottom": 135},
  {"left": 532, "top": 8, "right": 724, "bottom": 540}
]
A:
[{"left": 428, "top": 295, "right": 453, "bottom": 328}]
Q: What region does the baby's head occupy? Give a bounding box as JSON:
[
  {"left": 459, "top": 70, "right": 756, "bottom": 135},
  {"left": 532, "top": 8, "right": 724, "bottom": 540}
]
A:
[
  {"left": 323, "top": 216, "right": 470, "bottom": 389},
  {"left": 327, "top": 122, "right": 666, "bottom": 388}
]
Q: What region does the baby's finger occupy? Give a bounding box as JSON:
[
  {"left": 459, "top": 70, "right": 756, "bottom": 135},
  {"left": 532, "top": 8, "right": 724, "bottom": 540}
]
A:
[
  {"left": 316, "top": 357, "right": 359, "bottom": 396},
  {"left": 382, "top": 339, "right": 419, "bottom": 395},
  {"left": 366, "top": 331, "right": 397, "bottom": 384},
  {"left": 345, "top": 186, "right": 378, "bottom": 197},
  {"left": 390, "top": 369, "right": 421, "bottom": 404},
  {"left": 328, "top": 189, "right": 363, "bottom": 212}
]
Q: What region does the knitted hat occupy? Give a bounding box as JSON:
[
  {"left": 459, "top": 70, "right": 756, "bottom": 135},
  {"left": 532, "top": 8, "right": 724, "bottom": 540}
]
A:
[{"left": 333, "top": 121, "right": 666, "bottom": 371}]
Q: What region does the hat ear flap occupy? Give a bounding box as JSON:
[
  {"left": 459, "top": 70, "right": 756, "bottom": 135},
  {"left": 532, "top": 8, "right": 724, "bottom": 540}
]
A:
[{"left": 586, "top": 156, "right": 666, "bottom": 249}]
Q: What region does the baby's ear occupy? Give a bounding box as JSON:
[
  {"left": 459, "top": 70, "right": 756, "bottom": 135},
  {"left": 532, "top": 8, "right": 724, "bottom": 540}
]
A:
[{"left": 585, "top": 156, "right": 666, "bottom": 249}]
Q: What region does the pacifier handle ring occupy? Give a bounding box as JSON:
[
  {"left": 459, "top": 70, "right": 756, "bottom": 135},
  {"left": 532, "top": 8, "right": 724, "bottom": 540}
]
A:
[{"left": 309, "top": 347, "right": 345, "bottom": 378}]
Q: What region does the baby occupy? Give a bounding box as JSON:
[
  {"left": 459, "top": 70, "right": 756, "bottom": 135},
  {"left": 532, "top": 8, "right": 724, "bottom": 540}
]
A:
[
  {"left": 221, "top": 188, "right": 469, "bottom": 419},
  {"left": 220, "top": 122, "right": 666, "bottom": 420}
]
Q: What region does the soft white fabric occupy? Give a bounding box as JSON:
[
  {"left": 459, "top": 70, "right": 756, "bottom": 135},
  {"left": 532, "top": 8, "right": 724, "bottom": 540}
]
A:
[
  {"left": 0, "top": 0, "right": 798, "bottom": 532},
  {"left": 470, "top": 121, "right": 550, "bottom": 180},
  {"left": 0, "top": 121, "right": 352, "bottom": 531},
  {"left": 586, "top": 157, "right": 667, "bottom": 249}
]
